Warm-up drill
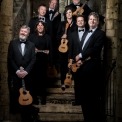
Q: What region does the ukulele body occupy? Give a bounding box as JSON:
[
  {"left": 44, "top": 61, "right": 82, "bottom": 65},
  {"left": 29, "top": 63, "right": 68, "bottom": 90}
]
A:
[
  {"left": 73, "top": 8, "right": 84, "bottom": 16},
  {"left": 64, "top": 73, "right": 72, "bottom": 87},
  {"left": 71, "top": 63, "right": 80, "bottom": 72},
  {"left": 19, "top": 88, "right": 33, "bottom": 105},
  {"left": 58, "top": 38, "right": 68, "bottom": 53}
]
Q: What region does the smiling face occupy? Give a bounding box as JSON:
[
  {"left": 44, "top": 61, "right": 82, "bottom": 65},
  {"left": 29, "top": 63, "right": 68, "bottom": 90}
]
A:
[
  {"left": 88, "top": 13, "right": 99, "bottom": 29},
  {"left": 49, "top": 0, "right": 57, "bottom": 10},
  {"left": 36, "top": 22, "right": 45, "bottom": 34},
  {"left": 76, "top": 16, "right": 86, "bottom": 28},
  {"left": 38, "top": 6, "right": 47, "bottom": 16},
  {"left": 66, "top": 9, "right": 73, "bottom": 19},
  {"left": 19, "top": 28, "right": 29, "bottom": 40}
]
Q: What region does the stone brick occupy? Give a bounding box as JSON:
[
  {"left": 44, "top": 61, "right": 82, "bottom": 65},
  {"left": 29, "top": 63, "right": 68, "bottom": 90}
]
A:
[
  {"left": 106, "top": 8, "right": 118, "bottom": 19},
  {"left": 1, "top": 44, "right": 9, "bottom": 53},
  {"left": 106, "top": 29, "right": 116, "bottom": 37},
  {"left": 106, "top": 19, "right": 114, "bottom": 29},
  {"left": 106, "top": 0, "right": 118, "bottom": 9},
  {"left": 0, "top": 53, "right": 7, "bottom": 62},
  {"left": 0, "top": 16, "right": 13, "bottom": 26}
]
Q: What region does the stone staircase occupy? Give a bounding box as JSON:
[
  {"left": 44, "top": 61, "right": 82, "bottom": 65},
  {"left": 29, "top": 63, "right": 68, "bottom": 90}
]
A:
[{"left": 35, "top": 78, "right": 84, "bottom": 122}]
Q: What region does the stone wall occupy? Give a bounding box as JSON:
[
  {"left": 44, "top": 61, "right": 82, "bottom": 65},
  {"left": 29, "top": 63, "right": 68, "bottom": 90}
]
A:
[
  {"left": 116, "top": 0, "right": 122, "bottom": 121},
  {"left": 0, "top": 0, "right": 13, "bottom": 121}
]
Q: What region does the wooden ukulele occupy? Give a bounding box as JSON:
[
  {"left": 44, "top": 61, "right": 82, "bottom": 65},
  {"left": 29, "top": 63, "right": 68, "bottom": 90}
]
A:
[
  {"left": 68, "top": 59, "right": 80, "bottom": 73},
  {"left": 71, "top": 62, "right": 80, "bottom": 72},
  {"left": 73, "top": 0, "right": 89, "bottom": 16},
  {"left": 58, "top": 23, "right": 69, "bottom": 53},
  {"left": 18, "top": 67, "right": 33, "bottom": 105},
  {"left": 70, "top": 57, "right": 91, "bottom": 72},
  {"left": 64, "top": 67, "right": 72, "bottom": 88}
]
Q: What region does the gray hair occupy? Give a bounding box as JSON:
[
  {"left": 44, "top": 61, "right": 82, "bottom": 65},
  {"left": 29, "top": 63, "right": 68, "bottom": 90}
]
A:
[
  {"left": 20, "top": 25, "right": 30, "bottom": 33},
  {"left": 88, "top": 12, "right": 99, "bottom": 21}
]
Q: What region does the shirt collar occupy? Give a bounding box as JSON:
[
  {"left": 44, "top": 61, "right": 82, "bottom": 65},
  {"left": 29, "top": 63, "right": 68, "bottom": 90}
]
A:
[
  {"left": 89, "top": 27, "right": 97, "bottom": 32},
  {"left": 49, "top": 8, "right": 54, "bottom": 11}
]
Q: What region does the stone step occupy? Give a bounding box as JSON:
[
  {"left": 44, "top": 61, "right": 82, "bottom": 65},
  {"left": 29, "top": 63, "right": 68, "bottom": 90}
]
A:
[
  {"left": 46, "top": 94, "right": 75, "bottom": 104},
  {"left": 47, "top": 78, "right": 74, "bottom": 88},
  {"left": 47, "top": 88, "right": 74, "bottom": 94},
  {"left": 35, "top": 103, "right": 84, "bottom": 122},
  {"left": 36, "top": 103, "right": 82, "bottom": 113},
  {"left": 38, "top": 113, "right": 84, "bottom": 122}
]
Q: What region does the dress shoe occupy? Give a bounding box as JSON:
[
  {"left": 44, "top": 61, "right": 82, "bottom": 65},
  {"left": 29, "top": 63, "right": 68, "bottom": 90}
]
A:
[{"left": 61, "top": 84, "right": 65, "bottom": 91}]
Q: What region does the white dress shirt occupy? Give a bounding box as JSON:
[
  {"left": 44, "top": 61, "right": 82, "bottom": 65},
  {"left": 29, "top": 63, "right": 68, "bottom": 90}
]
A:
[
  {"left": 78, "top": 27, "right": 85, "bottom": 41},
  {"left": 49, "top": 8, "right": 54, "bottom": 21},
  {"left": 20, "top": 40, "right": 26, "bottom": 56},
  {"left": 79, "top": 27, "right": 97, "bottom": 58}
]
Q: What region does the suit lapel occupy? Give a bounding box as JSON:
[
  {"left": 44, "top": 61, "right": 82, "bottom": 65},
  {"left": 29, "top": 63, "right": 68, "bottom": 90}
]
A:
[
  {"left": 82, "top": 29, "right": 97, "bottom": 52},
  {"left": 17, "top": 40, "right": 22, "bottom": 55},
  {"left": 80, "top": 31, "right": 88, "bottom": 50},
  {"left": 23, "top": 41, "right": 29, "bottom": 56},
  {"left": 17, "top": 39, "right": 29, "bottom": 56}
]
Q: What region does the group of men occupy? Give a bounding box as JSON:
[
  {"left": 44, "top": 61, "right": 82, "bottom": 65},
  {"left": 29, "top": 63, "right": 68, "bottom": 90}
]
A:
[{"left": 7, "top": 0, "right": 106, "bottom": 122}]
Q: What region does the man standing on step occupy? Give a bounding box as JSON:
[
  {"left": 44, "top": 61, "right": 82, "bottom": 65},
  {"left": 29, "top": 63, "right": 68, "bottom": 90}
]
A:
[
  {"left": 7, "top": 25, "right": 40, "bottom": 122},
  {"left": 74, "top": 12, "right": 106, "bottom": 122},
  {"left": 68, "top": 15, "right": 87, "bottom": 106},
  {"left": 45, "top": 0, "right": 61, "bottom": 74}
]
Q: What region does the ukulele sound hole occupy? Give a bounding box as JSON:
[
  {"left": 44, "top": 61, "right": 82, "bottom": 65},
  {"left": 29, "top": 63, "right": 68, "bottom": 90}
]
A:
[
  {"left": 68, "top": 76, "right": 70, "bottom": 79},
  {"left": 23, "top": 98, "right": 29, "bottom": 101},
  {"left": 23, "top": 91, "right": 27, "bottom": 94}
]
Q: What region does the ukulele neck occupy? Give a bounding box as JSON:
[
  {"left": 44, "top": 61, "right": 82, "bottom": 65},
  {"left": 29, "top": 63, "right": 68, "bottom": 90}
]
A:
[
  {"left": 81, "top": 1, "right": 87, "bottom": 8},
  {"left": 22, "top": 79, "right": 26, "bottom": 92}
]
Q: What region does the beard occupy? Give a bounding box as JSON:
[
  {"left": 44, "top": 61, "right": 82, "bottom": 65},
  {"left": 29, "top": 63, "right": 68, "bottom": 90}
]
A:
[{"left": 19, "top": 34, "right": 27, "bottom": 40}]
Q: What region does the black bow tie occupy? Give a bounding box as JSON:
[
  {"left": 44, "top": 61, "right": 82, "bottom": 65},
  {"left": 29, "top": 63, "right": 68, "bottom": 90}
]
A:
[
  {"left": 20, "top": 40, "right": 26, "bottom": 44},
  {"left": 49, "top": 10, "right": 54, "bottom": 14},
  {"left": 79, "top": 29, "right": 84, "bottom": 32},
  {"left": 39, "top": 17, "right": 45, "bottom": 22},
  {"left": 75, "top": 4, "right": 80, "bottom": 7},
  {"left": 88, "top": 30, "right": 93, "bottom": 33}
]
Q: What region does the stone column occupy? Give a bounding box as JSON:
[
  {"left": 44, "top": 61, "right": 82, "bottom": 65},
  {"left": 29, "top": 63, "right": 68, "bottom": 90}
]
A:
[
  {"left": 106, "top": 0, "right": 119, "bottom": 121},
  {"left": 0, "top": 0, "right": 13, "bottom": 121},
  {"left": 116, "top": 0, "right": 122, "bottom": 122}
]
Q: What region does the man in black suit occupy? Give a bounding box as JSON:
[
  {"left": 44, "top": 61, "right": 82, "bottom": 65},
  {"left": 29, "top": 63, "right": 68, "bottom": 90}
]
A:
[
  {"left": 7, "top": 25, "right": 39, "bottom": 122},
  {"left": 28, "top": 3, "right": 52, "bottom": 36},
  {"left": 73, "top": 12, "right": 106, "bottom": 122},
  {"left": 68, "top": 15, "right": 87, "bottom": 106},
  {"left": 45, "top": 0, "right": 61, "bottom": 71}
]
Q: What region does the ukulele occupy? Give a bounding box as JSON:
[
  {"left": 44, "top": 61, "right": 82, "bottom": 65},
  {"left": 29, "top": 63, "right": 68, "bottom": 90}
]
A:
[
  {"left": 64, "top": 67, "right": 72, "bottom": 88},
  {"left": 71, "top": 62, "right": 80, "bottom": 72},
  {"left": 73, "top": 0, "right": 89, "bottom": 16},
  {"left": 68, "top": 59, "right": 80, "bottom": 73},
  {"left": 58, "top": 23, "right": 69, "bottom": 53},
  {"left": 71, "top": 56, "right": 91, "bottom": 72},
  {"left": 18, "top": 67, "right": 33, "bottom": 105}
]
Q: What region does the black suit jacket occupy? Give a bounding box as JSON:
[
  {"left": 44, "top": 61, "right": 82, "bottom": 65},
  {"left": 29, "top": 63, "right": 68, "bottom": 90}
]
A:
[
  {"left": 45, "top": 10, "right": 61, "bottom": 48},
  {"left": 81, "top": 28, "right": 105, "bottom": 61},
  {"left": 68, "top": 28, "right": 87, "bottom": 60},
  {"left": 7, "top": 39, "right": 36, "bottom": 75}
]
